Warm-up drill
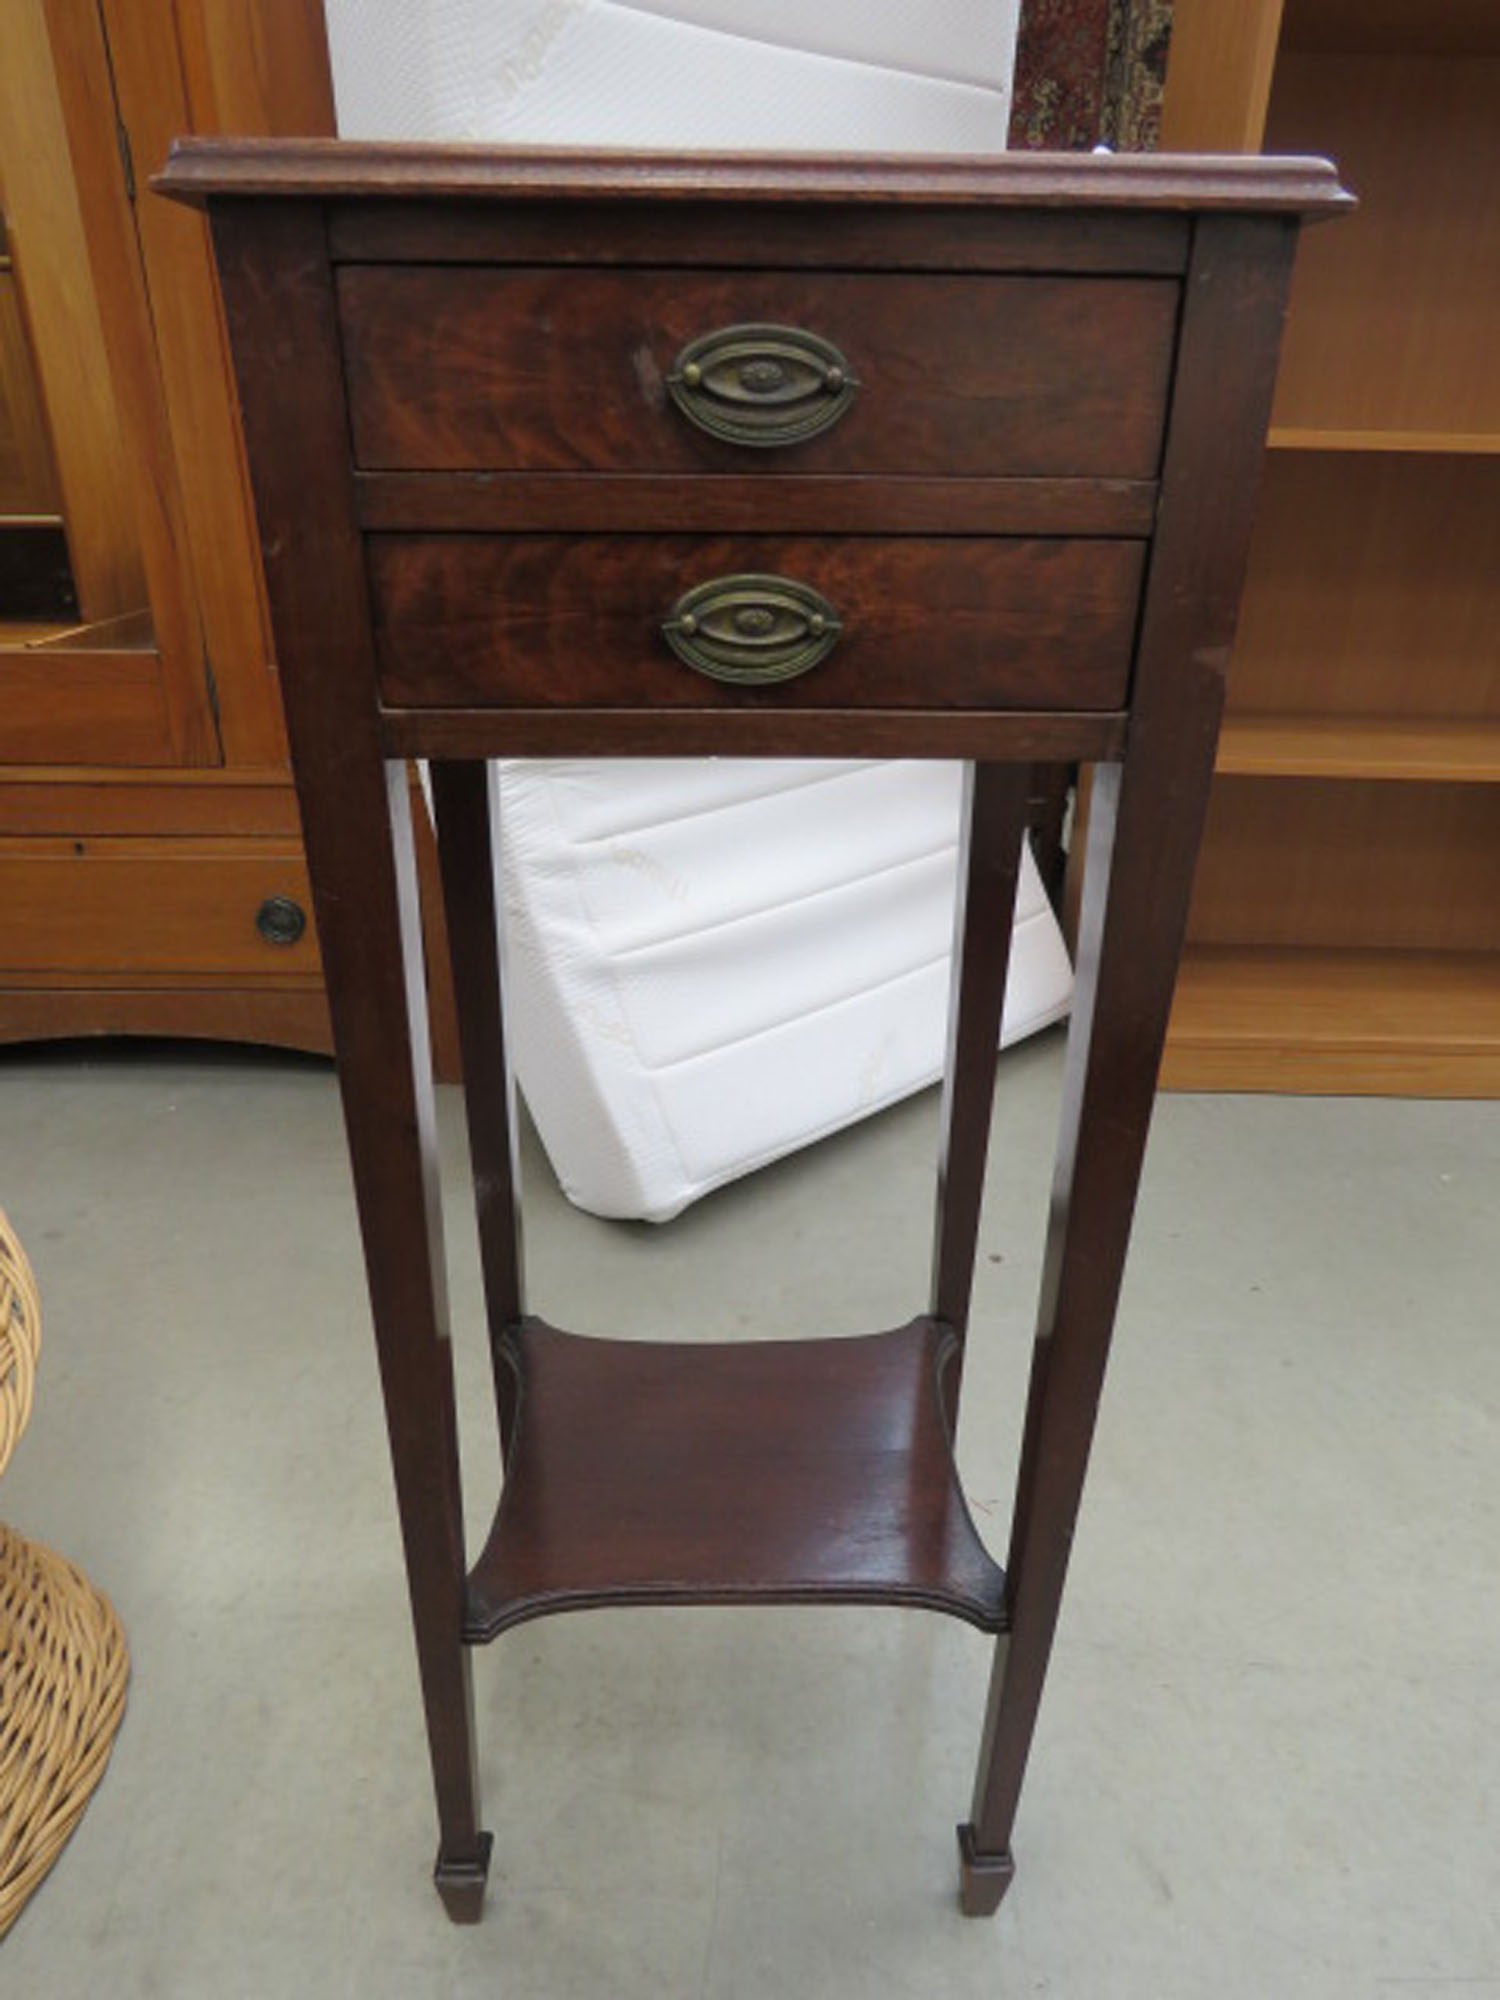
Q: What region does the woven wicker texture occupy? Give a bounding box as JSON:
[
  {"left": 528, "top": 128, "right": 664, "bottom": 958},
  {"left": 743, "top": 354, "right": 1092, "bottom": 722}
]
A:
[
  {"left": 0, "top": 1209, "right": 130, "bottom": 1940},
  {"left": 0, "top": 1209, "right": 41, "bottom": 1479},
  {"left": 0, "top": 1528, "right": 130, "bottom": 1938}
]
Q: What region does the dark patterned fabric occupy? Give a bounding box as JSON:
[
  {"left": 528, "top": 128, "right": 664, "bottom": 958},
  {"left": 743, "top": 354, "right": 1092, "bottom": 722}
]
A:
[
  {"left": 1009, "top": 0, "right": 1172, "bottom": 152},
  {"left": 1101, "top": 0, "right": 1173, "bottom": 151}
]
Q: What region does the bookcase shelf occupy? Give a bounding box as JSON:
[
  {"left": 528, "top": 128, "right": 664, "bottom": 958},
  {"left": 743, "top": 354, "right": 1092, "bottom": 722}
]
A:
[
  {"left": 1160, "top": 0, "right": 1500, "bottom": 1096},
  {"left": 1265, "top": 51, "right": 1500, "bottom": 441},
  {"left": 1217, "top": 719, "right": 1500, "bottom": 785},
  {"left": 1189, "top": 779, "right": 1500, "bottom": 955},
  {"left": 1165, "top": 948, "right": 1500, "bottom": 1097},
  {"left": 1268, "top": 428, "right": 1500, "bottom": 456}
]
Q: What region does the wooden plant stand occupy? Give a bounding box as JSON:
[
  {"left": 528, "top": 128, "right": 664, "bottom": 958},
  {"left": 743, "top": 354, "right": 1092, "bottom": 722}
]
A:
[{"left": 161, "top": 141, "right": 1346, "bottom": 1921}]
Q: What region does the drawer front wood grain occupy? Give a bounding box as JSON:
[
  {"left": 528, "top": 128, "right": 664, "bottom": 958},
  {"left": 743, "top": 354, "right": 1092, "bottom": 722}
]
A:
[
  {"left": 369, "top": 535, "right": 1145, "bottom": 712},
  {"left": 0, "top": 837, "right": 320, "bottom": 976},
  {"left": 338, "top": 268, "right": 1178, "bottom": 479}
]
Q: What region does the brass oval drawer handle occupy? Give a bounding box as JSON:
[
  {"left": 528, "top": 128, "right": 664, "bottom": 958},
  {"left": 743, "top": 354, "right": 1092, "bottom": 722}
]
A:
[
  {"left": 663, "top": 574, "right": 842, "bottom": 685},
  {"left": 667, "top": 324, "right": 859, "bottom": 448}
]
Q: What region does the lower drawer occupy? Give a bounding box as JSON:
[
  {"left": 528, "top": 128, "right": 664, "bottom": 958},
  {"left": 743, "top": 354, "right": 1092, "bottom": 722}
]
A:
[
  {"left": 369, "top": 535, "right": 1144, "bottom": 712},
  {"left": 0, "top": 837, "right": 320, "bottom": 976}
]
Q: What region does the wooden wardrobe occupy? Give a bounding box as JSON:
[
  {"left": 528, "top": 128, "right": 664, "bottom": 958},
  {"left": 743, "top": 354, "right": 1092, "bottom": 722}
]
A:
[{"left": 0, "top": 1, "right": 360, "bottom": 1058}]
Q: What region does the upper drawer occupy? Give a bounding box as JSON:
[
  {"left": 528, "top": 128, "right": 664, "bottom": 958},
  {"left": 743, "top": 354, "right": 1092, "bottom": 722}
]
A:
[{"left": 337, "top": 268, "right": 1178, "bottom": 479}]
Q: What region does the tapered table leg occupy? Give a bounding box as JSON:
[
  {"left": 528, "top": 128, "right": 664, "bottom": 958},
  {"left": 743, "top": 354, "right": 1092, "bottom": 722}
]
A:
[
  {"left": 208, "top": 201, "right": 493, "bottom": 1919},
  {"left": 429, "top": 759, "right": 525, "bottom": 1457},
  {"left": 957, "top": 214, "right": 1299, "bottom": 1911},
  {"left": 959, "top": 753, "right": 1201, "bottom": 1912},
  {"left": 957, "top": 762, "right": 1160, "bottom": 1911},
  {"left": 326, "top": 762, "right": 491, "bottom": 1923},
  {"left": 930, "top": 761, "right": 1034, "bottom": 1411}
]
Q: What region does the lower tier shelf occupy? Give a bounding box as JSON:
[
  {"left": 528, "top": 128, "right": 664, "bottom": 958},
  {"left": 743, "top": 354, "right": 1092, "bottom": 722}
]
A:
[
  {"left": 465, "top": 1316, "right": 1007, "bottom": 1641},
  {"left": 1163, "top": 947, "right": 1500, "bottom": 1095}
]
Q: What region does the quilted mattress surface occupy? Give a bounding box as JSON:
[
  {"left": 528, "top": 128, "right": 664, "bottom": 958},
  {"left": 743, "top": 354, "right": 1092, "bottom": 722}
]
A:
[
  {"left": 325, "top": 0, "right": 1020, "bottom": 152},
  {"left": 330, "top": 4, "right": 1064, "bottom": 1221},
  {"left": 496, "top": 761, "right": 1072, "bottom": 1220}
]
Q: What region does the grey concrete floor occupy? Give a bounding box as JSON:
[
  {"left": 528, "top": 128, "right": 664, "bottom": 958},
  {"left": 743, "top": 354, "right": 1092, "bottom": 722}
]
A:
[{"left": 0, "top": 1032, "right": 1496, "bottom": 1997}]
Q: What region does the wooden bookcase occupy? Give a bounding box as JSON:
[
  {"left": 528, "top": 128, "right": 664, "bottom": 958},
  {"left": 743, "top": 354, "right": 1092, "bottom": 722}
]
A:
[
  {"left": 1159, "top": 0, "right": 1500, "bottom": 1094},
  {"left": 0, "top": 1, "right": 328, "bottom": 1048}
]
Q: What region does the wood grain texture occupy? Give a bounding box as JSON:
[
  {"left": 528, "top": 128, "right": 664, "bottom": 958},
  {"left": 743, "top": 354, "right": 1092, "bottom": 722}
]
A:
[
  {"left": 354, "top": 471, "right": 1159, "bottom": 538},
  {"left": 340, "top": 269, "right": 1178, "bottom": 481},
  {"left": 0, "top": 273, "right": 61, "bottom": 515},
  {"left": 1159, "top": 0, "right": 1284, "bottom": 150},
  {"left": 327, "top": 201, "right": 1192, "bottom": 275},
  {"left": 1269, "top": 426, "right": 1500, "bottom": 453},
  {"left": 210, "top": 196, "right": 489, "bottom": 1913},
  {"left": 3, "top": 5, "right": 382, "bottom": 1061},
  {"left": 370, "top": 535, "right": 1145, "bottom": 714},
  {"left": 0, "top": 836, "right": 317, "bottom": 974},
  {"left": 0, "top": 762, "right": 458, "bottom": 1077},
  {"left": 41, "top": 0, "right": 218, "bottom": 765},
  {"left": 0, "top": 651, "right": 174, "bottom": 765},
  {"left": 0, "top": 984, "right": 331, "bottom": 1052},
  {"left": 0, "top": 770, "right": 300, "bottom": 837},
  {"left": 1163, "top": 946, "right": 1500, "bottom": 1095},
  {"left": 380, "top": 706, "right": 1128, "bottom": 764},
  {"left": 962, "top": 214, "right": 1300, "bottom": 1899},
  {"left": 174, "top": 0, "right": 335, "bottom": 139},
  {"left": 1266, "top": 52, "right": 1500, "bottom": 438},
  {"left": 1217, "top": 717, "right": 1500, "bottom": 783},
  {"left": 1188, "top": 777, "right": 1500, "bottom": 953},
  {"left": 156, "top": 139, "right": 1351, "bottom": 215},
  {"left": 930, "top": 765, "right": 1034, "bottom": 1349},
  {"left": 21, "top": 607, "right": 154, "bottom": 649},
  {"left": 1163, "top": 10, "right": 1500, "bottom": 1100},
  {"left": 0, "top": 1, "right": 146, "bottom": 619},
  {"left": 466, "top": 1318, "right": 1006, "bottom": 1642},
  {"left": 429, "top": 760, "right": 524, "bottom": 1453},
  {"left": 129, "top": 0, "right": 332, "bottom": 765},
  {"left": 1225, "top": 454, "right": 1500, "bottom": 726},
  {"left": 99, "top": 0, "right": 287, "bottom": 766},
  {"left": 1, "top": 966, "right": 316, "bottom": 991},
  {"left": 195, "top": 152, "right": 1332, "bottom": 1920},
  {"left": 0, "top": 618, "right": 75, "bottom": 647}
]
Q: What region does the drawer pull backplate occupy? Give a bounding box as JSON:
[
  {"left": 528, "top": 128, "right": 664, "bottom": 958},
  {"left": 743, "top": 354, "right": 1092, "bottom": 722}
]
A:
[
  {"left": 663, "top": 574, "right": 842, "bottom": 685},
  {"left": 667, "top": 324, "right": 858, "bottom": 447}
]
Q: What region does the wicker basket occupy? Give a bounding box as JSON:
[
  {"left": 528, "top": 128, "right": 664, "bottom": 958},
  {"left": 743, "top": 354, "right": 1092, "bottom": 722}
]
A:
[
  {"left": 0, "top": 1208, "right": 130, "bottom": 1940},
  {"left": 0, "top": 1209, "right": 40, "bottom": 1480}
]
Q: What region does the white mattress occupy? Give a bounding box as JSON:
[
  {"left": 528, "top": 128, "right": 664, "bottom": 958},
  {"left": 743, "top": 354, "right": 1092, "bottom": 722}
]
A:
[
  {"left": 496, "top": 761, "right": 1072, "bottom": 1221},
  {"left": 328, "top": 5, "right": 1066, "bottom": 1222},
  {"left": 324, "top": 0, "right": 1019, "bottom": 152}
]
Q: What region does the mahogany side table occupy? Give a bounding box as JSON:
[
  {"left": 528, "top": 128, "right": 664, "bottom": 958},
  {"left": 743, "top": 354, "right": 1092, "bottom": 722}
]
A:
[{"left": 159, "top": 141, "right": 1348, "bottom": 1922}]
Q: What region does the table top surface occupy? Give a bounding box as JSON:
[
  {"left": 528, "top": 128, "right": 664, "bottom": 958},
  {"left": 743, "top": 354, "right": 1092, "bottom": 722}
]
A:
[{"left": 156, "top": 139, "right": 1352, "bottom": 216}]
